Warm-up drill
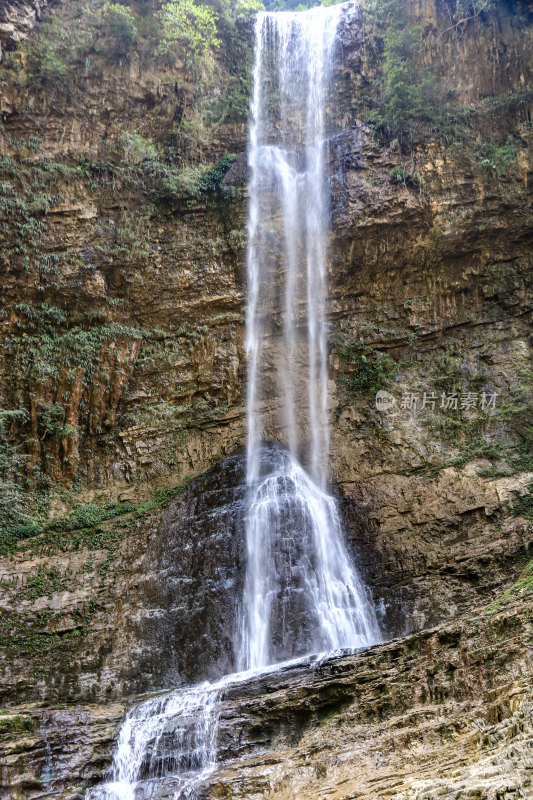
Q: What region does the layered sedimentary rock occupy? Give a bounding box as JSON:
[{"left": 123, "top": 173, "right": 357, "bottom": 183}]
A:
[
  {"left": 0, "top": 0, "right": 532, "bottom": 796},
  {"left": 2, "top": 590, "right": 532, "bottom": 800},
  {"left": 0, "top": 0, "right": 531, "bottom": 695}
]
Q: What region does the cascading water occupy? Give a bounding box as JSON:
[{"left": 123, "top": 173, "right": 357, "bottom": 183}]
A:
[
  {"left": 88, "top": 5, "right": 378, "bottom": 799},
  {"left": 240, "top": 4, "right": 379, "bottom": 671},
  {"left": 87, "top": 683, "right": 220, "bottom": 800},
  {"left": 239, "top": 448, "right": 379, "bottom": 671},
  {"left": 246, "top": 5, "right": 342, "bottom": 487}
]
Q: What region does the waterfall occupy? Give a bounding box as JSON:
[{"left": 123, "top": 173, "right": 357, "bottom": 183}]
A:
[
  {"left": 88, "top": 5, "right": 378, "bottom": 799},
  {"left": 240, "top": 5, "right": 379, "bottom": 671},
  {"left": 246, "top": 6, "right": 341, "bottom": 487}
]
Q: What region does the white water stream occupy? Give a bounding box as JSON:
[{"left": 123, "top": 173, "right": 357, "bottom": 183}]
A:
[
  {"left": 241, "top": 4, "right": 379, "bottom": 671},
  {"left": 87, "top": 683, "right": 220, "bottom": 800}
]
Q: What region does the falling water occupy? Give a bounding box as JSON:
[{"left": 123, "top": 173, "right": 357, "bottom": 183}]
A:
[
  {"left": 87, "top": 683, "right": 220, "bottom": 800},
  {"left": 241, "top": 4, "right": 379, "bottom": 671},
  {"left": 89, "top": 5, "right": 378, "bottom": 799}
]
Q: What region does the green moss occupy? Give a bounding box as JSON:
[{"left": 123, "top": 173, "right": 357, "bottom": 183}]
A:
[
  {"left": 477, "top": 466, "right": 508, "bottom": 479},
  {"left": 336, "top": 343, "right": 397, "bottom": 396},
  {"left": 0, "top": 611, "right": 56, "bottom": 656},
  {"left": 0, "top": 407, "right": 193, "bottom": 556},
  {"left": 0, "top": 305, "right": 150, "bottom": 541},
  {"left": 38, "top": 402, "right": 66, "bottom": 439},
  {"left": 0, "top": 713, "right": 35, "bottom": 737},
  {"left": 118, "top": 131, "right": 158, "bottom": 163},
  {"left": 0, "top": 500, "right": 130, "bottom": 555}
]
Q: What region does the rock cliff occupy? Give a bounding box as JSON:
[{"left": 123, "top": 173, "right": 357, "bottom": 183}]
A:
[
  {"left": 0, "top": 0, "right": 532, "bottom": 797},
  {"left": 2, "top": 587, "right": 533, "bottom": 799}
]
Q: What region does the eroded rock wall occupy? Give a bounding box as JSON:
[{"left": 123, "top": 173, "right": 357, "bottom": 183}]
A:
[
  {"left": 2, "top": 588, "right": 532, "bottom": 800},
  {"left": 0, "top": 0, "right": 50, "bottom": 59},
  {"left": 0, "top": 0, "right": 531, "bottom": 713}
]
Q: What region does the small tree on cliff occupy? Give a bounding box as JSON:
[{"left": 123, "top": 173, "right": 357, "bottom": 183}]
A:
[{"left": 158, "top": 0, "right": 221, "bottom": 60}]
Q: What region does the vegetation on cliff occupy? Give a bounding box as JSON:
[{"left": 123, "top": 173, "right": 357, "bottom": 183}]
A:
[{"left": 360, "top": 0, "right": 531, "bottom": 159}]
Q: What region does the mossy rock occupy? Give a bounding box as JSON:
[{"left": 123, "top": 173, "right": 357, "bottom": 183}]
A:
[{"left": 0, "top": 712, "right": 35, "bottom": 737}]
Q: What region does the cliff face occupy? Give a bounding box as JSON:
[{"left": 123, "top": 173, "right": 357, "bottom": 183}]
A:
[
  {"left": 0, "top": 0, "right": 532, "bottom": 796},
  {"left": 0, "top": 0, "right": 49, "bottom": 59},
  {"left": 326, "top": 0, "right": 533, "bottom": 635},
  {"left": 2, "top": 0, "right": 527, "bottom": 518}
]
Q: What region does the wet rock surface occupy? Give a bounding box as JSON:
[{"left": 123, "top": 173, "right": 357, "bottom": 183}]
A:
[
  {"left": 2, "top": 591, "right": 532, "bottom": 800},
  {"left": 0, "top": 452, "right": 248, "bottom": 703},
  {"left": 3, "top": 444, "right": 527, "bottom": 707},
  {"left": 120, "top": 451, "right": 248, "bottom": 688}
]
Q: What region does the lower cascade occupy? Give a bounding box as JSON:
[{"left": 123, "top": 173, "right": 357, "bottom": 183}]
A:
[
  {"left": 90, "top": 4, "right": 379, "bottom": 798},
  {"left": 87, "top": 684, "right": 220, "bottom": 800}
]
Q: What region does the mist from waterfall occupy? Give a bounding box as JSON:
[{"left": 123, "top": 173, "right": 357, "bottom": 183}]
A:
[{"left": 240, "top": 5, "right": 379, "bottom": 672}]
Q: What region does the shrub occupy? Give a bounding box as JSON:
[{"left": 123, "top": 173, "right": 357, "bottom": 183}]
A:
[
  {"left": 475, "top": 139, "right": 518, "bottom": 177},
  {"left": 158, "top": 0, "right": 221, "bottom": 58},
  {"left": 158, "top": 165, "right": 206, "bottom": 202},
  {"left": 453, "top": 0, "right": 496, "bottom": 24},
  {"left": 390, "top": 165, "right": 423, "bottom": 187},
  {"left": 0, "top": 409, "right": 37, "bottom": 553},
  {"left": 157, "top": 154, "right": 236, "bottom": 203},
  {"left": 46, "top": 502, "right": 136, "bottom": 533},
  {"left": 337, "top": 344, "right": 397, "bottom": 395},
  {"left": 102, "top": 2, "right": 138, "bottom": 49},
  {"left": 118, "top": 131, "right": 159, "bottom": 163},
  {"left": 197, "top": 153, "right": 236, "bottom": 196},
  {"left": 38, "top": 402, "right": 65, "bottom": 439},
  {"left": 361, "top": 1, "right": 493, "bottom": 150},
  {"left": 26, "top": 41, "right": 68, "bottom": 83},
  {"left": 234, "top": 0, "right": 264, "bottom": 12},
  {"left": 370, "top": 25, "right": 445, "bottom": 148}
]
